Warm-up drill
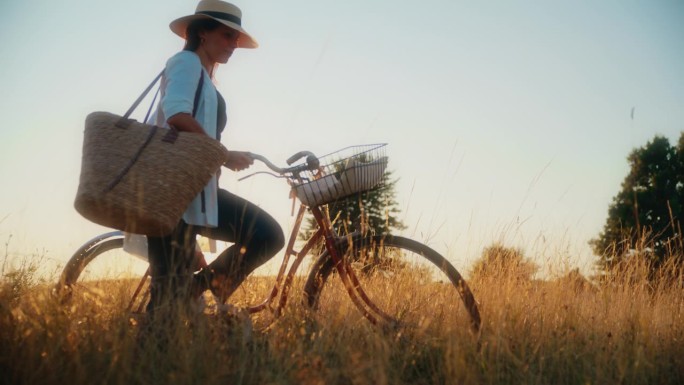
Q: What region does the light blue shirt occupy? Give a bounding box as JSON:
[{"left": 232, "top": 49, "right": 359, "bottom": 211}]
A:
[{"left": 149, "top": 51, "right": 220, "bottom": 228}]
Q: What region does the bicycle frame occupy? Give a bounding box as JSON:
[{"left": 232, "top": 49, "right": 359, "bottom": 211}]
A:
[{"left": 243, "top": 201, "right": 395, "bottom": 327}]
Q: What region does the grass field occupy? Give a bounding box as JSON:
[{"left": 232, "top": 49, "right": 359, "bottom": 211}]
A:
[{"left": 1, "top": 255, "right": 683, "bottom": 385}]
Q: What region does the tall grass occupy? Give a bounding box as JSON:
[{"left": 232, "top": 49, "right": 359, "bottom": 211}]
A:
[
  {"left": 471, "top": 258, "right": 684, "bottom": 384},
  {"left": 1, "top": 254, "right": 682, "bottom": 385}
]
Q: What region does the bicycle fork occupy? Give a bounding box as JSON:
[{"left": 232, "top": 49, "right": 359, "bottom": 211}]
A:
[{"left": 309, "top": 206, "right": 397, "bottom": 327}]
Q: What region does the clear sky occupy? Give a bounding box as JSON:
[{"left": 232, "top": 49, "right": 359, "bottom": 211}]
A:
[{"left": 1, "top": 0, "right": 683, "bottom": 277}]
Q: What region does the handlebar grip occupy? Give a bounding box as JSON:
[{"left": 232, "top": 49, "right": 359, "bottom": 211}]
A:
[{"left": 287, "top": 151, "right": 320, "bottom": 171}]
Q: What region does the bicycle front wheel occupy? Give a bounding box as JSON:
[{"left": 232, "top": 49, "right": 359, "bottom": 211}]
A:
[
  {"left": 56, "top": 231, "right": 150, "bottom": 313},
  {"left": 304, "top": 235, "right": 481, "bottom": 333}
]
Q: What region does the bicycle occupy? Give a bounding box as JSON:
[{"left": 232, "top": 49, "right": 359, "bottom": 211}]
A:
[{"left": 57, "top": 144, "right": 481, "bottom": 333}]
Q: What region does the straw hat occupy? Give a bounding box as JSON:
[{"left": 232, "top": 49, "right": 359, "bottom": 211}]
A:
[{"left": 170, "top": 0, "right": 258, "bottom": 49}]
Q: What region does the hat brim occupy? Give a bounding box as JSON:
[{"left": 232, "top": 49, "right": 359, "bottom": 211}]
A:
[{"left": 170, "top": 14, "right": 258, "bottom": 49}]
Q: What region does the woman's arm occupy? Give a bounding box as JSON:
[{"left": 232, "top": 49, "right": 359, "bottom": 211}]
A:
[
  {"left": 162, "top": 52, "right": 207, "bottom": 135},
  {"left": 167, "top": 112, "right": 208, "bottom": 136}
]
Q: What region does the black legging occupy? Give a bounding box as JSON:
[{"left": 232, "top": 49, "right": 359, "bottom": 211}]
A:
[
  {"left": 196, "top": 189, "right": 284, "bottom": 298},
  {"left": 147, "top": 189, "right": 284, "bottom": 310}
]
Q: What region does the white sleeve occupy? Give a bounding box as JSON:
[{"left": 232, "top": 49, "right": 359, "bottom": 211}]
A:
[{"left": 162, "top": 51, "right": 203, "bottom": 120}]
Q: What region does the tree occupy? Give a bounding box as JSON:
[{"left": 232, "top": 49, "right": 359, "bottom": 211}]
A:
[
  {"left": 469, "top": 243, "right": 538, "bottom": 282},
  {"left": 299, "top": 170, "right": 406, "bottom": 240},
  {"left": 591, "top": 134, "right": 684, "bottom": 272}
]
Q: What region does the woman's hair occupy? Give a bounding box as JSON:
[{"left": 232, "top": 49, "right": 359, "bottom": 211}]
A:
[{"left": 184, "top": 18, "right": 223, "bottom": 52}]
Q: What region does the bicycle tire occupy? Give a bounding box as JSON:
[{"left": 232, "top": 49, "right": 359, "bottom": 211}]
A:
[
  {"left": 303, "top": 235, "right": 481, "bottom": 332},
  {"left": 56, "top": 231, "right": 150, "bottom": 312}
]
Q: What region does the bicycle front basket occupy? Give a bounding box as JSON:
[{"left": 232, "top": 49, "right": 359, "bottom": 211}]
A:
[{"left": 293, "top": 144, "right": 388, "bottom": 207}]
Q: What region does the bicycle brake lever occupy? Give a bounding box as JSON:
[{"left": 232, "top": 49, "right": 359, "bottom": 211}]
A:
[{"left": 305, "top": 154, "right": 320, "bottom": 170}]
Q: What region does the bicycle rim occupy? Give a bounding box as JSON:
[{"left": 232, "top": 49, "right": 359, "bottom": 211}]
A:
[
  {"left": 304, "top": 235, "right": 481, "bottom": 333},
  {"left": 58, "top": 235, "right": 150, "bottom": 313}
]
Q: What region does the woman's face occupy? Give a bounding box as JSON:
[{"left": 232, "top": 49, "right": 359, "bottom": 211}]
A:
[{"left": 200, "top": 25, "right": 240, "bottom": 64}]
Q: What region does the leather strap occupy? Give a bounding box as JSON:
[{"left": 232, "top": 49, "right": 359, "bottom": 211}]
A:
[
  {"left": 123, "top": 70, "right": 164, "bottom": 120},
  {"left": 115, "top": 68, "right": 205, "bottom": 130}
]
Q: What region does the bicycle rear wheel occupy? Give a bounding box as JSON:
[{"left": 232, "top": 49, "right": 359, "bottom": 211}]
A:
[
  {"left": 57, "top": 231, "right": 150, "bottom": 313},
  {"left": 304, "top": 235, "right": 481, "bottom": 333}
]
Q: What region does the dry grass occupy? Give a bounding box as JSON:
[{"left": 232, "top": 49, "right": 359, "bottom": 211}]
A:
[{"left": 1, "top": 256, "right": 683, "bottom": 385}]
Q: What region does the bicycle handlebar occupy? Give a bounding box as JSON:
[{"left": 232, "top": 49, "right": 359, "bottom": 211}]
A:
[
  {"left": 286, "top": 151, "right": 315, "bottom": 166},
  {"left": 246, "top": 151, "right": 320, "bottom": 176}
]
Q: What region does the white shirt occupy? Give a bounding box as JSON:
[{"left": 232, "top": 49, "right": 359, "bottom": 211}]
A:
[{"left": 124, "top": 51, "right": 224, "bottom": 257}]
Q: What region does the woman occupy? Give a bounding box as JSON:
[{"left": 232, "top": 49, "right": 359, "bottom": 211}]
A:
[{"left": 146, "top": 0, "right": 284, "bottom": 312}]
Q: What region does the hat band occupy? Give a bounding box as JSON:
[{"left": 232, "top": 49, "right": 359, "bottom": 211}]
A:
[{"left": 197, "top": 11, "right": 242, "bottom": 26}]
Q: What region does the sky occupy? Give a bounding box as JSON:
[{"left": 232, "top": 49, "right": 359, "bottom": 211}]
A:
[{"left": 1, "top": 0, "right": 683, "bottom": 278}]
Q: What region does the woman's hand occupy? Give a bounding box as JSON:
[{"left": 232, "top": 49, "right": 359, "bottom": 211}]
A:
[{"left": 224, "top": 151, "right": 254, "bottom": 171}]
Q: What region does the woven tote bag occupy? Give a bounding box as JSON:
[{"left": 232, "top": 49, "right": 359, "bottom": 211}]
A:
[{"left": 74, "top": 70, "right": 229, "bottom": 236}]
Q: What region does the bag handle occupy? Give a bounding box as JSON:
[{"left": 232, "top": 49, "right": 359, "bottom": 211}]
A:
[
  {"left": 114, "top": 71, "right": 163, "bottom": 129},
  {"left": 125, "top": 70, "right": 164, "bottom": 119},
  {"left": 114, "top": 68, "right": 204, "bottom": 131}
]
